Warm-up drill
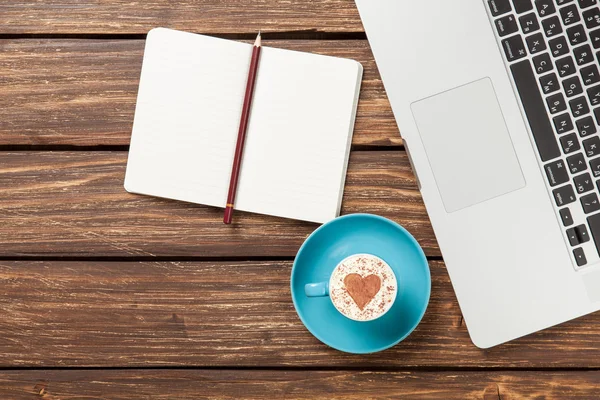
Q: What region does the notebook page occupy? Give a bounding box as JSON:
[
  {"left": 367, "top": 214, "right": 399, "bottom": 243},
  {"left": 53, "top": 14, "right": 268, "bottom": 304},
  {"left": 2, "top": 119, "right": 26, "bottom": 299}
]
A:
[
  {"left": 234, "top": 47, "right": 362, "bottom": 223},
  {"left": 125, "top": 28, "right": 363, "bottom": 223},
  {"left": 124, "top": 28, "right": 250, "bottom": 207}
]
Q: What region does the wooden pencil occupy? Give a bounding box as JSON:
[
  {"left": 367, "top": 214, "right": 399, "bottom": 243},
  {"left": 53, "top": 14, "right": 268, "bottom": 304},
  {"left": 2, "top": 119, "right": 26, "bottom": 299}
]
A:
[{"left": 224, "top": 32, "right": 262, "bottom": 224}]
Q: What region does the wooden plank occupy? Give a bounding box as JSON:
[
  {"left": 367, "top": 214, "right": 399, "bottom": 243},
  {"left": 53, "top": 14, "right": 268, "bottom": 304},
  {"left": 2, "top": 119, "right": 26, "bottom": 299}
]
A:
[
  {"left": 2, "top": 260, "right": 600, "bottom": 368},
  {"left": 0, "top": 1, "right": 363, "bottom": 35},
  {"left": 2, "top": 370, "right": 600, "bottom": 399},
  {"left": 0, "top": 39, "right": 399, "bottom": 147},
  {"left": 0, "top": 151, "right": 436, "bottom": 258}
]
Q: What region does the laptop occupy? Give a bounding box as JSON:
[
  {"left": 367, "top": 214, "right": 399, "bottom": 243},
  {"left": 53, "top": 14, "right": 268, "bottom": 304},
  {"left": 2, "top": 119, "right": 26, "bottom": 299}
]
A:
[{"left": 356, "top": 0, "right": 600, "bottom": 348}]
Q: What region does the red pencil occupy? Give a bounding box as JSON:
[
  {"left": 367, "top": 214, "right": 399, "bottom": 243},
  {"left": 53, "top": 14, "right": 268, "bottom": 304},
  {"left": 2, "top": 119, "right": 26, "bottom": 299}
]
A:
[{"left": 224, "top": 32, "right": 262, "bottom": 224}]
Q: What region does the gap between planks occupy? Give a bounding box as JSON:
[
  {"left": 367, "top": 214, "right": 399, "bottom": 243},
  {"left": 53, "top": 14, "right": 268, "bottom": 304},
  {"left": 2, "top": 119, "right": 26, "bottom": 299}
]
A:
[
  {"left": 1, "top": 369, "right": 600, "bottom": 399},
  {"left": 0, "top": 145, "right": 403, "bottom": 152},
  {"left": 0, "top": 32, "right": 368, "bottom": 41}
]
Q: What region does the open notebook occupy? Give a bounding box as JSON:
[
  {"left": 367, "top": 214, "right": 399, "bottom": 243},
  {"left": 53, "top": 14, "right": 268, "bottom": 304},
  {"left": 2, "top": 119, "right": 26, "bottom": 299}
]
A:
[{"left": 125, "top": 28, "right": 363, "bottom": 223}]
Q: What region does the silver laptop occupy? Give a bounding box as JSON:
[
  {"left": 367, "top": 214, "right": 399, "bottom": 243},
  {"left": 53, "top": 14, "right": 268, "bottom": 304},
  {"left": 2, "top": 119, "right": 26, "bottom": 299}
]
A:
[{"left": 356, "top": 0, "right": 600, "bottom": 347}]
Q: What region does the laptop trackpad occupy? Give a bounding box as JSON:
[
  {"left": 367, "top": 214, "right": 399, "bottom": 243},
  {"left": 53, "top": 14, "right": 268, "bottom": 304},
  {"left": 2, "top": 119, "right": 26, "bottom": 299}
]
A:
[{"left": 411, "top": 78, "right": 526, "bottom": 213}]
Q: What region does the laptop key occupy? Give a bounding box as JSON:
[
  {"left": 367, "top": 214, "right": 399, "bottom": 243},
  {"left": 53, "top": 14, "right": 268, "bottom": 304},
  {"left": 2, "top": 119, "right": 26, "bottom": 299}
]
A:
[
  {"left": 549, "top": 36, "right": 569, "bottom": 57},
  {"left": 579, "top": 0, "right": 598, "bottom": 9},
  {"left": 563, "top": 75, "right": 583, "bottom": 97},
  {"left": 569, "top": 96, "right": 590, "bottom": 117},
  {"left": 514, "top": 0, "right": 533, "bottom": 13},
  {"left": 545, "top": 160, "right": 570, "bottom": 185},
  {"left": 590, "top": 156, "right": 600, "bottom": 176},
  {"left": 543, "top": 16, "right": 563, "bottom": 37},
  {"left": 576, "top": 224, "right": 591, "bottom": 242},
  {"left": 555, "top": 55, "right": 576, "bottom": 77},
  {"left": 541, "top": 72, "right": 560, "bottom": 93},
  {"left": 583, "top": 7, "right": 600, "bottom": 28},
  {"left": 576, "top": 115, "right": 596, "bottom": 137},
  {"left": 567, "top": 152, "right": 587, "bottom": 173},
  {"left": 595, "top": 106, "right": 600, "bottom": 124},
  {"left": 591, "top": 28, "right": 600, "bottom": 48},
  {"left": 553, "top": 184, "right": 577, "bottom": 206},
  {"left": 574, "top": 247, "right": 588, "bottom": 266},
  {"left": 587, "top": 85, "right": 600, "bottom": 105},
  {"left": 520, "top": 12, "right": 540, "bottom": 33},
  {"left": 587, "top": 212, "right": 600, "bottom": 256},
  {"left": 533, "top": 53, "right": 553, "bottom": 73},
  {"left": 582, "top": 64, "right": 600, "bottom": 85},
  {"left": 574, "top": 44, "right": 593, "bottom": 65},
  {"left": 567, "top": 226, "right": 581, "bottom": 245},
  {"left": 574, "top": 172, "right": 594, "bottom": 193},
  {"left": 490, "top": 0, "right": 512, "bottom": 15},
  {"left": 502, "top": 35, "right": 528, "bottom": 61},
  {"left": 581, "top": 192, "right": 600, "bottom": 213},
  {"left": 496, "top": 14, "right": 519, "bottom": 36},
  {"left": 560, "top": 4, "right": 580, "bottom": 26},
  {"left": 535, "top": 0, "right": 556, "bottom": 17},
  {"left": 554, "top": 113, "right": 574, "bottom": 133},
  {"left": 511, "top": 60, "right": 561, "bottom": 161},
  {"left": 547, "top": 92, "right": 567, "bottom": 113},
  {"left": 560, "top": 207, "right": 574, "bottom": 226},
  {"left": 560, "top": 132, "right": 581, "bottom": 153},
  {"left": 567, "top": 24, "right": 587, "bottom": 45},
  {"left": 583, "top": 135, "right": 600, "bottom": 157},
  {"left": 526, "top": 33, "right": 547, "bottom": 54}
]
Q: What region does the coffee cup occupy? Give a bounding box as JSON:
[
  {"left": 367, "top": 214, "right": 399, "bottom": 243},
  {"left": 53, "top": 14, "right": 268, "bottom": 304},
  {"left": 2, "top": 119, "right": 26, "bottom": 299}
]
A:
[{"left": 305, "top": 253, "right": 398, "bottom": 322}]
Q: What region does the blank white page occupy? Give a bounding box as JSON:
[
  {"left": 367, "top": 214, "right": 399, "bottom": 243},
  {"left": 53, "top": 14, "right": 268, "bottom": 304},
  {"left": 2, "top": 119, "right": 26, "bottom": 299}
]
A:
[
  {"left": 125, "top": 28, "right": 249, "bottom": 208},
  {"left": 125, "top": 28, "right": 363, "bottom": 223}
]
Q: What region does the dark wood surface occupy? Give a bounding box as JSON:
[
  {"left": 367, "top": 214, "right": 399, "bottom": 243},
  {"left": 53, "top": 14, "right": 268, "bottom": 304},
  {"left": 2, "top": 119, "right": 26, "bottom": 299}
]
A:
[
  {"left": 0, "top": 151, "right": 436, "bottom": 258},
  {"left": 2, "top": 370, "right": 600, "bottom": 399},
  {"left": 0, "top": 1, "right": 363, "bottom": 34},
  {"left": 1, "top": 1, "right": 599, "bottom": 398},
  {"left": 0, "top": 39, "right": 400, "bottom": 147},
  {"left": 2, "top": 260, "right": 600, "bottom": 369}
]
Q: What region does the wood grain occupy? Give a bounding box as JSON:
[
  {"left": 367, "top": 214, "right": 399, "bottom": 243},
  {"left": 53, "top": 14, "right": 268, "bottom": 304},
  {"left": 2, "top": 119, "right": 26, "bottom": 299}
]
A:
[
  {"left": 0, "top": 151, "right": 437, "bottom": 258},
  {"left": 2, "top": 0, "right": 592, "bottom": 392},
  {"left": 0, "top": 1, "right": 364, "bottom": 35},
  {"left": 0, "top": 39, "right": 400, "bottom": 147},
  {"left": 2, "top": 260, "right": 600, "bottom": 368},
  {"left": 2, "top": 370, "right": 600, "bottom": 399}
]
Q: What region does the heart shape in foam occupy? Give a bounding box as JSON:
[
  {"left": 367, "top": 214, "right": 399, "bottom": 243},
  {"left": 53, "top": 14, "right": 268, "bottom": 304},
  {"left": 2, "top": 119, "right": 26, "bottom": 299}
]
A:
[{"left": 343, "top": 273, "right": 382, "bottom": 310}]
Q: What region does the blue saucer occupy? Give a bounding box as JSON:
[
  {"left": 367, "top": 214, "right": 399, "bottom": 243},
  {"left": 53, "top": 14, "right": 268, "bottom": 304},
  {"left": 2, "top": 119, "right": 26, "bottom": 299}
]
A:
[{"left": 291, "top": 213, "right": 430, "bottom": 354}]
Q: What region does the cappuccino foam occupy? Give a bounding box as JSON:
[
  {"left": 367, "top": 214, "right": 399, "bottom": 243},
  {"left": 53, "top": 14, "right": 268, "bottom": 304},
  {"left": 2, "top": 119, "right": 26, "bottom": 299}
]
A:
[{"left": 329, "top": 254, "right": 397, "bottom": 321}]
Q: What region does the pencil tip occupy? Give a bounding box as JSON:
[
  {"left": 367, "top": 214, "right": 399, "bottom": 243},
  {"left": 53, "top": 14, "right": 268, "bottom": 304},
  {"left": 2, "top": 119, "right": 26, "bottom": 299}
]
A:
[{"left": 255, "top": 31, "right": 262, "bottom": 47}]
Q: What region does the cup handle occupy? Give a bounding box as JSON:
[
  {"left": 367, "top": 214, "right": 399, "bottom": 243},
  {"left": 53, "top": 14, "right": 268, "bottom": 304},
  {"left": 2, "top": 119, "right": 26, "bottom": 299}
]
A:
[{"left": 305, "top": 281, "right": 329, "bottom": 297}]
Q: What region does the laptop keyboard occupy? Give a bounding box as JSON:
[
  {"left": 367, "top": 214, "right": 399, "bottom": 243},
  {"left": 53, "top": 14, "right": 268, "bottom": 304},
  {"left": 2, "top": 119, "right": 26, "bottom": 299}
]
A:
[{"left": 488, "top": 0, "right": 600, "bottom": 268}]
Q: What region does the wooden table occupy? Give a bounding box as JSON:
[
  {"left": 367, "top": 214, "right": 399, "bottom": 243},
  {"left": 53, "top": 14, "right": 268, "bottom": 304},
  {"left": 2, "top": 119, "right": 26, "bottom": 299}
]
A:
[{"left": 1, "top": 2, "right": 600, "bottom": 398}]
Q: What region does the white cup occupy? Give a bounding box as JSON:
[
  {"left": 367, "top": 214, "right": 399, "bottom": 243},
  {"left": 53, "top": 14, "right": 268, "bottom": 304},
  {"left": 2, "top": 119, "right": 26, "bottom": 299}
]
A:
[{"left": 304, "top": 253, "right": 398, "bottom": 322}]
